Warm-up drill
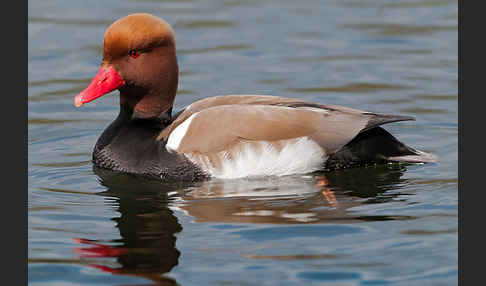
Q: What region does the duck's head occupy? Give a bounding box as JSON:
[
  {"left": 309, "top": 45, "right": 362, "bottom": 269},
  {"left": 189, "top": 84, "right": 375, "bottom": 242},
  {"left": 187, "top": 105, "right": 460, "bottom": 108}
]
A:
[{"left": 75, "top": 13, "right": 178, "bottom": 121}]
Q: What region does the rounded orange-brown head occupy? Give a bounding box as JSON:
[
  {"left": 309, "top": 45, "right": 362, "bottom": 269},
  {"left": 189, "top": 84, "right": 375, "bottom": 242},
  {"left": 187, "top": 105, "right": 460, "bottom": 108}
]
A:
[{"left": 75, "top": 13, "right": 178, "bottom": 120}]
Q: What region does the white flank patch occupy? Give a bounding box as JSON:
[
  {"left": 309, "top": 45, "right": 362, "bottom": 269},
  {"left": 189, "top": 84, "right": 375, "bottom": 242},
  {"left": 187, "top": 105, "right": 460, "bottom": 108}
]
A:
[
  {"left": 166, "top": 113, "right": 197, "bottom": 152},
  {"left": 186, "top": 137, "right": 327, "bottom": 179}
]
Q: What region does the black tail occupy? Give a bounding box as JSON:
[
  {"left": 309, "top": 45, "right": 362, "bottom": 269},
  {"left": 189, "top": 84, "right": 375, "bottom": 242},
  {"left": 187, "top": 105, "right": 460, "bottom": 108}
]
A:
[{"left": 324, "top": 127, "right": 436, "bottom": 170}]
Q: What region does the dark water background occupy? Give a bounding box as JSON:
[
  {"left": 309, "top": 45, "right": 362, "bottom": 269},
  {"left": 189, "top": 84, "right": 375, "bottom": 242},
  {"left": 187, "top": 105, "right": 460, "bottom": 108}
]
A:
[{"left": 28, "top": 0, "right": 458, "bottom": 285}]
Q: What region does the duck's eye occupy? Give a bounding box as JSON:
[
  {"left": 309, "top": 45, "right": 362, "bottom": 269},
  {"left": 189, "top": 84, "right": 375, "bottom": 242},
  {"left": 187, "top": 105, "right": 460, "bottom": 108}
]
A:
[{"left": 129, "top": 50, "right": 139, "bottom": 59}]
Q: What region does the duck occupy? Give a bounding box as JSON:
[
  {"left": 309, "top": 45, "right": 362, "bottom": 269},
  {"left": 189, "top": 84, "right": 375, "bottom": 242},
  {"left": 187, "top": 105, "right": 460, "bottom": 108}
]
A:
[{"left": 74, "top": 13, "right": 436, "bottom": 181}]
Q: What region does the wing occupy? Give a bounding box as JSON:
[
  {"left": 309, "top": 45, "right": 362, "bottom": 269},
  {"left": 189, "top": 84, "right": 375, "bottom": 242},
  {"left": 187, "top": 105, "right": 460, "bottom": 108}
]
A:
[
  {"left": 160, "top": 94, "right": 414, "bottom": 154},
  {"left": 165, "top": 104, "right": 374, "bottom": 155},
  {"left": 158, "top": 94, "right": 322, "bottom": 141}
]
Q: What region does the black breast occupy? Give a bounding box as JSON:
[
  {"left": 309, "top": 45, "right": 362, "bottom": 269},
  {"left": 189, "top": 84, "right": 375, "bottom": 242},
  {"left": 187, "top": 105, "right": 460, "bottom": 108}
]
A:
[{"left": 93, "top": 110, "right": 208, "bottom": 182}]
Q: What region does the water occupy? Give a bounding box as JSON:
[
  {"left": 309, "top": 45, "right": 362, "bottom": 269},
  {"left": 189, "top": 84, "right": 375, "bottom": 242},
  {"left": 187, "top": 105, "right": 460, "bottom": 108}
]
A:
[{"left": 28, "top": 0, "right": 458, "bottom": 285}]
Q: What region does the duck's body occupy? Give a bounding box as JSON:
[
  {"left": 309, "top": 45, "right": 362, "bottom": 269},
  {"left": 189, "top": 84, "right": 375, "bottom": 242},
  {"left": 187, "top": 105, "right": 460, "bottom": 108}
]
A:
[
  {"left": 76, "top": 13, "right": 435, "bottom": 181},
  {"left": 91, "top": 94, "right": 434, "bottom": 181}
]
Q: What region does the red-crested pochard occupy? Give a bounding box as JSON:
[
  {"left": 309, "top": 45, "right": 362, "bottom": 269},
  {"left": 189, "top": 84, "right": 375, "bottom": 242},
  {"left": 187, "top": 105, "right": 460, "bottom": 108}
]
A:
[{"left": 74, "top": 13, "right": 436, "bottom": 181}]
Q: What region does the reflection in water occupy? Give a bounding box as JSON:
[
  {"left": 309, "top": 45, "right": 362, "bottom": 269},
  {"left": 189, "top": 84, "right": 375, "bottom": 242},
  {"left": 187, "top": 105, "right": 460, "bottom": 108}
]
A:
[
  {"left": 75, "top": 164, "right": 412, "bottom": 284},
  {"left": 75, "top": 173, "right": 184, "bottom": 285},
  {"left": 176, "top": 164, "right": 412, "bottom": 224}
]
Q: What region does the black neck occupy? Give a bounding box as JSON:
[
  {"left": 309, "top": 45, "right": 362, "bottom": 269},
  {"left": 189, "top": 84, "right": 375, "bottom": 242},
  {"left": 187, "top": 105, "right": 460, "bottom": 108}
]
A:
[
  {"left": 118, "top": 81, "right": 176, "bottom": 122},
  {"left": 118, "top": 103, "right": 173, "bottom": 127}
]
